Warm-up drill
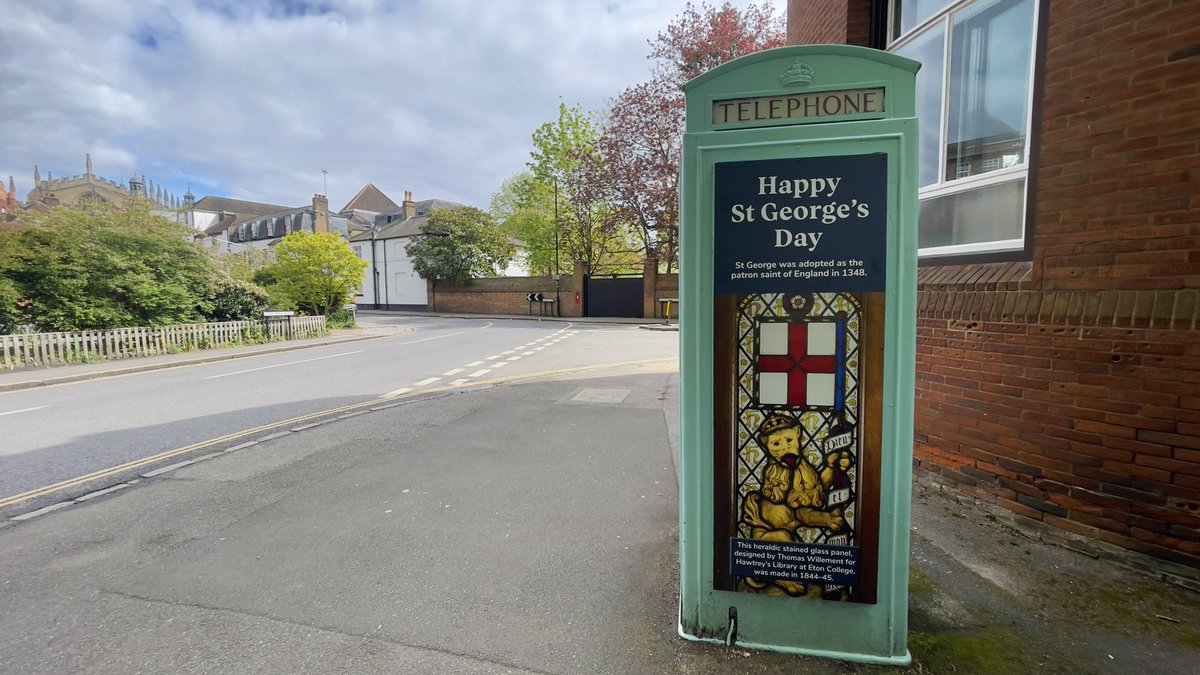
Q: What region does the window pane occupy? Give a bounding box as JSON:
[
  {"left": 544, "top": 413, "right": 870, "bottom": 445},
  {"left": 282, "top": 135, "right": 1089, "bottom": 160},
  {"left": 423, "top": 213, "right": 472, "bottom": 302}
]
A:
[
  {"left": 917, "top": 179, "right": 1025, "bottom": 249},
  {"left": 945, "top": 0, "right": 1034, "bottom": 182},
  {"left": 894, "top": 23, "right": 946, "bottom": 188},
  {"left": 894, "top": 0, "right": 954, "bottom": 36}
]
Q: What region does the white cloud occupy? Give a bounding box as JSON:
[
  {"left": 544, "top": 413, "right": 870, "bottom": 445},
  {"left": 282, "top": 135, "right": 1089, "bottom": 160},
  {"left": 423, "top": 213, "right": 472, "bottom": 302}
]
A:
[{"left": 0, "top": 0, "right": 780, "bottom": 210}]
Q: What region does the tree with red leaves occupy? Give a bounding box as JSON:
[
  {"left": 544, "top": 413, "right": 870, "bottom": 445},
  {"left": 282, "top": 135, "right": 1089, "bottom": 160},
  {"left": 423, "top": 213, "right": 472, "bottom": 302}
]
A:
[
  {"left": 600, "top": 1, "right": 785, "bottom": 270},
  {"left": 598, "top": 76, "right": 685, "bottom": 270},
  {"left": 650, "top": 0, "right": 787, "bottom": 85}
]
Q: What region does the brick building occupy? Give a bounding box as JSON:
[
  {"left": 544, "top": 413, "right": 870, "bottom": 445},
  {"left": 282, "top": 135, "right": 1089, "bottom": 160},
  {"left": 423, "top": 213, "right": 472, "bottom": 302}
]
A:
[{"left": 787, "top": 0, "right": 1199, "bottom": 571}]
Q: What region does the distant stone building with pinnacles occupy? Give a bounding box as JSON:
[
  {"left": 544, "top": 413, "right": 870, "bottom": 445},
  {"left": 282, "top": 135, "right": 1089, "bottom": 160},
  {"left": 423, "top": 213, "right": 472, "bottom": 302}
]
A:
[{"left": 23, "top": 154, "right": 180, "bottom": 210}]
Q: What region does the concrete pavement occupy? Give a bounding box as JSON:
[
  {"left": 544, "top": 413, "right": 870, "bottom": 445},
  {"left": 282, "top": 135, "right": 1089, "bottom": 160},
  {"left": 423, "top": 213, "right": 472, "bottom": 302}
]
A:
[{"left": 0, "top": 328, "right": 1198, "bottom": 673}]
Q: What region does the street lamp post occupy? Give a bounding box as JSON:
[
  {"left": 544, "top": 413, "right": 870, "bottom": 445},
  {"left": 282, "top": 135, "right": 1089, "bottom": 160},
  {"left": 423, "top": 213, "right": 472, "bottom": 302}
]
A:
[{"left": 554, "top": 178, "right": 561, "bottom": 317}]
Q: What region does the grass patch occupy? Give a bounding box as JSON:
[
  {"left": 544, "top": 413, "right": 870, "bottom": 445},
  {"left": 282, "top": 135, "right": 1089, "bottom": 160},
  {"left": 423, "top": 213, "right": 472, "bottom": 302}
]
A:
[
  {"left": 908, "top": 625, "right": 1026, "bottom": 675},
  {"left": 908, "top": 567, "right": 937, "bottom": 600}
]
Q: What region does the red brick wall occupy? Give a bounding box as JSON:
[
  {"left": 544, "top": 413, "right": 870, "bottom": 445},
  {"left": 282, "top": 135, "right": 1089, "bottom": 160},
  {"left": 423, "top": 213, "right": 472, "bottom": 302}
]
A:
[
  {"left": 787, "top": 0, "right": 871, "bottom": 46},
  {"left": 641, "top": 258, "right": 680, "bottom": 319},
  {"left": 429, "top": 275, "right": 584, "bottom": 318},
  {"left": 1036, "top": 0, "right": 1200, "bottom": 291},
  {"left": 916, "top": 267, "right": 1200, "bottom": 569},
  {"left": 428, "top": 267, "right": 675, "bottom": 320},
  {"left": 790, "top": 0, "right": 1200, "bottom": 569}
]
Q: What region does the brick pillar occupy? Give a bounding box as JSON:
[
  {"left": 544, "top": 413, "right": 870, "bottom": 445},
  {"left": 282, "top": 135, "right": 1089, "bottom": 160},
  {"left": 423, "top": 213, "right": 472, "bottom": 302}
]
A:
[
  {"left": 643, "top": 256, "right": 659, "bottom": 318},
  {"left": 572, "top": 260, "right": 587, "bottom": 318}
]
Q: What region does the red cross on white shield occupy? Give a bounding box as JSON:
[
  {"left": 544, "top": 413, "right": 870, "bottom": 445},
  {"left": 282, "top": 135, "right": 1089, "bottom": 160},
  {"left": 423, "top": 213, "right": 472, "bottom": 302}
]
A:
[{"left": 756, "top": 321, "right": 841, "bottom": 408}]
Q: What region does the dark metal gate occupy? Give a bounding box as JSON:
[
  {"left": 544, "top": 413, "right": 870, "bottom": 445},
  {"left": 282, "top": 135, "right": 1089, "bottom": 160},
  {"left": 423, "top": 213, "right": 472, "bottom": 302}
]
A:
[{"left": 584, "top": 275, "right": 644, "bottom": 318}]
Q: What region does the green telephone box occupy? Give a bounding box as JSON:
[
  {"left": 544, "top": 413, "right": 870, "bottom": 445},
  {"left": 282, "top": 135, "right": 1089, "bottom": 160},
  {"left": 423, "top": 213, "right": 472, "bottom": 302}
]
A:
[{"left": 678, "top": 45, "right": 919, "bottom": 663}]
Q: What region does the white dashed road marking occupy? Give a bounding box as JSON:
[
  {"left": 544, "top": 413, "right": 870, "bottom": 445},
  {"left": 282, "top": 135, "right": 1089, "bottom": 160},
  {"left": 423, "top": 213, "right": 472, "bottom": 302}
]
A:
[
  {"left": 1, "top": 406, "right": 47, "bottom": 417},
  {"left": 377, "top": 324, "right": 578, "bottom": 397}
]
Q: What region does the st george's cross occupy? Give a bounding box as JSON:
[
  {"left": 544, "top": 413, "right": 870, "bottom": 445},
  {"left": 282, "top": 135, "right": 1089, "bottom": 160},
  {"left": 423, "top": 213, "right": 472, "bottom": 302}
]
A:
[{"left": 755, "top": 319, "right": 845, "bottom": 410}]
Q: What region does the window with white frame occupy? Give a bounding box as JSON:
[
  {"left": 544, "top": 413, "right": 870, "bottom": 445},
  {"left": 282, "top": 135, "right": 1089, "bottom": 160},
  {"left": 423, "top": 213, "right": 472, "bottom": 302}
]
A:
[{"left": 889, "top": 0, "right": 1038, "bottom": 257}]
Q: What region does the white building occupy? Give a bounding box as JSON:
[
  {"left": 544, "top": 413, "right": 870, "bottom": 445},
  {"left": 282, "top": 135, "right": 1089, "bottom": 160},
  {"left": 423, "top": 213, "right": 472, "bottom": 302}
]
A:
[{"left": 350, "top": 191, "right": 466, "bottom": 310}]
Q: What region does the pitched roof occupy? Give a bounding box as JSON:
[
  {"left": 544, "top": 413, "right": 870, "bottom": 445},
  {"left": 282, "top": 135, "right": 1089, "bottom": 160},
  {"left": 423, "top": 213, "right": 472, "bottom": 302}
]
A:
[
  {"left": 344, "top": 212, "right": 376, "bottom": 235},
  {"left": 203, "top": 212, "right": 243, "bottom": 236},
  {"left": 248, "top": 205, "right": 311, "bottom": 220},
  {"left": 192, "top": 195, "right": 292, "bottom": 216},
  {"left": 339, "top": 183, "right": 399, "bottom": 214},
  {"left": 349, "top": 199, "right": 466, "bottom": 242},
  {"left": 204, "top": 205, "right": 298, "bottom": 235}
]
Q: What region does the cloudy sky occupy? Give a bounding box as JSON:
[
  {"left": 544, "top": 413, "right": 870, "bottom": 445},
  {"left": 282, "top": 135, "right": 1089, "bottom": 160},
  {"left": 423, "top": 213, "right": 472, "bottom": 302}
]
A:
[{"left": 1, "top": 0, "right": 780, "bottom": 214}]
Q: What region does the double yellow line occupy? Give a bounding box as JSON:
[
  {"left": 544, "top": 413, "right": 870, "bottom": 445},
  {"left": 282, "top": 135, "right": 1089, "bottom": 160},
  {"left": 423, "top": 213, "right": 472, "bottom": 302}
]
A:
[{"left": 0, "top": 399, "right": 379, "bottom": 510}]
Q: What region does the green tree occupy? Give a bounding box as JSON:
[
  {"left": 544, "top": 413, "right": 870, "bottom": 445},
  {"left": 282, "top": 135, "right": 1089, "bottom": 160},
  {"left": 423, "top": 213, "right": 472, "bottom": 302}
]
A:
[
  {"left": 0, "top": 226, "right": 22, "bottom": 332},
  {"left": 0, "top": 205, "right": 218, "bottom": 331},
  {"left": 261, "top": 231, "right": 367, "bottom": 317},
  {"left": 530, "top": 102, "right": 600, "bottom": 180},
  {"left": 491, "top": 172, "right": 557, "bottom": 276},
  {"left": 211, "top": 246, "right": 274, "bottom": 284},
  {"left": 519, "top": 102, "right": 641, "bottom": 276},
  {"left": 406, "top": 206, "right": 515, "bottom": 284},
  {"left": 0, "top": 273, "right": 20, "bottom": 333}
]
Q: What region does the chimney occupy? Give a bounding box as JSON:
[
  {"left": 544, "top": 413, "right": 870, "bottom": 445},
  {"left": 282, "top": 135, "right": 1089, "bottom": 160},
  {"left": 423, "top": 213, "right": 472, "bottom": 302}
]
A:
[
  {"left": 313, "top": 194, "right": 329, "bottom": 233},
  {"left": 403, "top": 190, "right": 415, "bottom": 219}
]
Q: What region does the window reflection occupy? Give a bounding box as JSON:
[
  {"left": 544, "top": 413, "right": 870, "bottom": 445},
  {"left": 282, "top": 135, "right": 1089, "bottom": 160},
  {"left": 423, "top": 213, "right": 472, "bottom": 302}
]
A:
[
  {"left": 945, "top": 0, "right": 1034, "bottom": 182},
  {"left": 894, "top": 0, "right": 955, "bottom": 35},
  {"left": 894, "top": 26, "right": 945, "bottom": 188}
]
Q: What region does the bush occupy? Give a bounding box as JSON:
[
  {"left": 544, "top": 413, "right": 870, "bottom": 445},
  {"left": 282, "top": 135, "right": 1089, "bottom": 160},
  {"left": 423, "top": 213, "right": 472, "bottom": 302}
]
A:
[
  {"left": 326, "top": 308, "right": 356, "bottom": 328},
  {"left": 206, "top": 276, "right": 269, "bottom": 321},
  {"left": 259, "top": 231, "right": 367, "bottom": 317},
  {"left": 240, "top": 324, "right": 268, "bottom": 345},
  {"left": 0, "top": 205, "right": 218, "bottom": 331},
  {"left": 0, "top": 276, "right": 20, "bottom": 334}
]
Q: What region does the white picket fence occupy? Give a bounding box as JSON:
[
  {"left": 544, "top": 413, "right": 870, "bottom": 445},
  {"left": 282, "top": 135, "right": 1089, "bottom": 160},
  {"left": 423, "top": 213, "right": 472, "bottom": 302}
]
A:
[{"left": 0, "top": 316, "right": 328, "bottom": 371}]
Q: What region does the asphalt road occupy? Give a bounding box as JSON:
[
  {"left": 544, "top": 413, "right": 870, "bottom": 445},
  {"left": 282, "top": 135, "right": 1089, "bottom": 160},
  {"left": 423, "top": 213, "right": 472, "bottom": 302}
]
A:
[
  {"left": 0, "top": 363, "right": 687, "bottom": 674},
  {"left": 0, "top": 315, "right": 677, "bottom": 508}
]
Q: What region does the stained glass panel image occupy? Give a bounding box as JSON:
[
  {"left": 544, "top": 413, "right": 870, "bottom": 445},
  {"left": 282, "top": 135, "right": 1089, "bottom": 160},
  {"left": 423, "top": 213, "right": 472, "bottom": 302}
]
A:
[{"left": 733, "top": 292, "right": 862, "bottom": 600}]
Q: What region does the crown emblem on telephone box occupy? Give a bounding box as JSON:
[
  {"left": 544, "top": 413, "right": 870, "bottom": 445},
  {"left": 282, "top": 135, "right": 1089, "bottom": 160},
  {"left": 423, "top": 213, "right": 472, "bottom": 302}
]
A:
[{"left": 779, "top": 60, "right": 815, "bottom": 86}]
